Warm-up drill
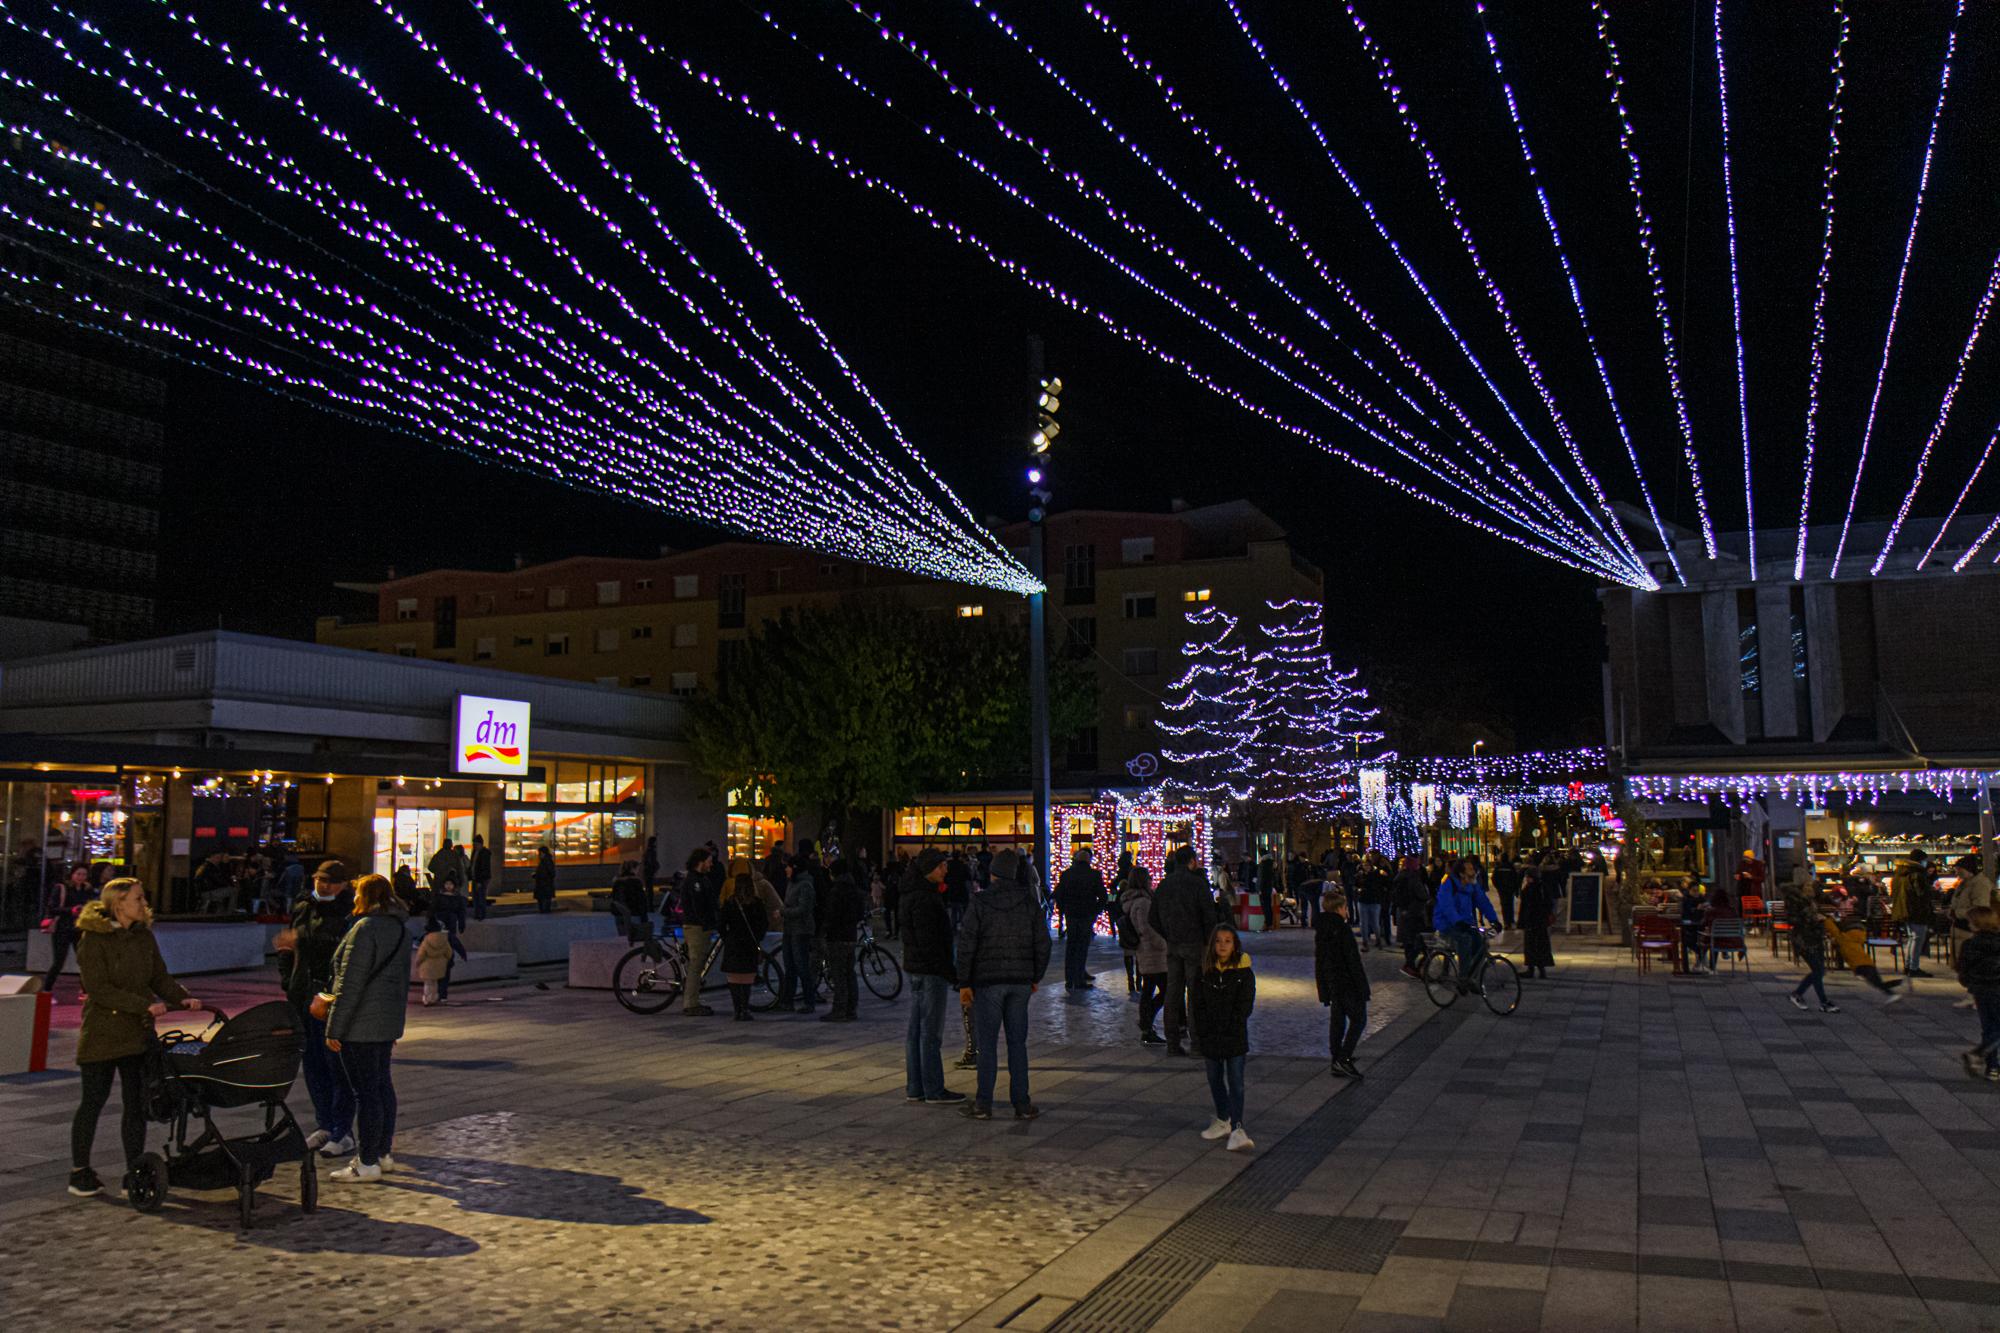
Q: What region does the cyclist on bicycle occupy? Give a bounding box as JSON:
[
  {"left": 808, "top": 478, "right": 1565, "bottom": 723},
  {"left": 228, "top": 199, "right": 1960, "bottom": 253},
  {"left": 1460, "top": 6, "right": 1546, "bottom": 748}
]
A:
[{"left": 1433, "top": 857, "right": 1500, "bottom": 988}]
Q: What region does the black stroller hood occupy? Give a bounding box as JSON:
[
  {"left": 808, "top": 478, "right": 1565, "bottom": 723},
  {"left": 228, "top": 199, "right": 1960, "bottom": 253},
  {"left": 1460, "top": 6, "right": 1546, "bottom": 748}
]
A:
[{"left": 165, "top": 1000, "right": 304, "bottom": 1108}]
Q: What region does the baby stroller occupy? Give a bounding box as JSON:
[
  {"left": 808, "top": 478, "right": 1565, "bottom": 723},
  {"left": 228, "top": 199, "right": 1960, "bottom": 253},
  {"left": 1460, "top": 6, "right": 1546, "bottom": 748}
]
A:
[{"left": 131, "top": 1000, "right": 318, "bottom": 1227}]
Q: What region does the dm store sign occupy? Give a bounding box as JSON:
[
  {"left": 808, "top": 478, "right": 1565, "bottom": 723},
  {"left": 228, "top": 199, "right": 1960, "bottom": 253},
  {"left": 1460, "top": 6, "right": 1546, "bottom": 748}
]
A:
[{"left": 453, "top": 695, "right": 532, "bottom": 776}]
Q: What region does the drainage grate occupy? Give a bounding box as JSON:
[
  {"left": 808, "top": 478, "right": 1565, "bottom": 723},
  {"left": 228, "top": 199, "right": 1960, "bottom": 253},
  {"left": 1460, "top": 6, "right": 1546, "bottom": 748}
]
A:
[{"left": 1047, "top": 1009, "right": 1450, "bottom": 1333}]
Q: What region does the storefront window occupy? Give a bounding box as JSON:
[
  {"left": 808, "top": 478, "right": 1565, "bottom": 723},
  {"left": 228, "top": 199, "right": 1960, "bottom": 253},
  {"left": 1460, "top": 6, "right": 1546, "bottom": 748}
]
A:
[
  {"left": 554, "top": 762, "right": 591, "bottom": 806},
  {"left": 606, "top": 767, "right": 644, "bottom": 804},
  {"left": 505, "top": 808, "right": 556, "bottom": 866}
]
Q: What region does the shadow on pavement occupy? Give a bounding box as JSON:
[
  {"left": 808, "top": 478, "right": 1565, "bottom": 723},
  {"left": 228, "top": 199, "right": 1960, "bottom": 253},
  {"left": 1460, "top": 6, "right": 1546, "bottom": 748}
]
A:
[
  {"left": 392, "top": 1155, "right": 710, "bottom": 1225},
  {"left": 149, "top": 1197, "right": 481, "bottom": 1257}
]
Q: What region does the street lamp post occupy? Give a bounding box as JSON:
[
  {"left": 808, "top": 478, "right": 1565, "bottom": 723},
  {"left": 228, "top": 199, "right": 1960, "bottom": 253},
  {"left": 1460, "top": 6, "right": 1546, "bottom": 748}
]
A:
[{"left": 1026, "top": 339, "right": 1059, "bottom": 886}]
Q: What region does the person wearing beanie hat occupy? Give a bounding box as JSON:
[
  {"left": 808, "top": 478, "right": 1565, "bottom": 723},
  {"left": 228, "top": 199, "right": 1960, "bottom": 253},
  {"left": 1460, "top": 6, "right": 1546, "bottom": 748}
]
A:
[
  {"left": 275, "top": 858, "right": 356, "bottom": 1158},
  {"left": 900, "top": 850, "right": 965, "bottom": 1104},
  {"left": 955, "top": 846, "right": 1052, "bottom": 1121}
]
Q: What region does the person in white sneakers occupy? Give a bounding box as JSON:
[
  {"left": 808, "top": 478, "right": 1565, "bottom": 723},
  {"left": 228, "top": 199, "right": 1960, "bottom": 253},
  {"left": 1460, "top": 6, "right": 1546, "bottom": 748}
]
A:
[
  {"left": 1189, "top": 924, "right": 1257, "bottom": 1152},
  {"left": 321, "top": 874, "right": 410, "bottom": 1183}
]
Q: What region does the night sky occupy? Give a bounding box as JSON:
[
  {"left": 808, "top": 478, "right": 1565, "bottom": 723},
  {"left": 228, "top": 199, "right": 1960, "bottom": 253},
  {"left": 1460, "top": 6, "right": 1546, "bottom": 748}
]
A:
[{"left": 125, "top": 1, "right": 2000, "bottom": 748}]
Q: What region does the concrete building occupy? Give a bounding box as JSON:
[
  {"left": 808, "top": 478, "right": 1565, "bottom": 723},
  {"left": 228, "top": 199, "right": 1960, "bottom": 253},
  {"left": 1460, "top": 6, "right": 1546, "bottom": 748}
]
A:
[{"left": 314, "top": 499, "right": 1323, "bottom": 786}]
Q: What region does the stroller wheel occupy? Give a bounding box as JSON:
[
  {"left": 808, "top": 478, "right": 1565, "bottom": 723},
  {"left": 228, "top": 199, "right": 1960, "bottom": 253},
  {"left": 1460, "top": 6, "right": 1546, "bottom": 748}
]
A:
[
  {"left": 126, "top": 1153, "right": 167, "bottom": 1213},
  {"left": 238, "top": 1178, "right": 256, "bottom": 1230},
  {"left": 300, "top": 1153, "right": 319, "bottom": 1214}
]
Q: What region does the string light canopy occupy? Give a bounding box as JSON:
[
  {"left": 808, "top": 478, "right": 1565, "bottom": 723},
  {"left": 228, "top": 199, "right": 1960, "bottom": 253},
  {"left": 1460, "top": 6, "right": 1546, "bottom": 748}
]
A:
[
  {"left": 0, "top": 0, "right": 1036, "bottom": 596},
  {"left": 1626, "top": 768, "right": 2000, "bottom": 807}
]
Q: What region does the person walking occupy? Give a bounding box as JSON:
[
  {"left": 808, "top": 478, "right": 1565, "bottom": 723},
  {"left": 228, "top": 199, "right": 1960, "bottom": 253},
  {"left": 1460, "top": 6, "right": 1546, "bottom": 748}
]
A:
[
  {"left": 323, "top": 874, "right": 411, "bottom": 1183},
  {"left": 954, "top": 848, "right": 1051, "bottom": 1121},
  {"left": 1891, "top": 849, "right": 1934, "bottom": 978},
  {"left": 678, "top": 849, "right": 721, "bottom": 1017},
  {"left": 1121, "top": 865, "right": 1168, "bottom": 1046},
  {"left": 1393, "top": 855, "right": 1431, "bottom": 979},
  {"left": 468, "top": 834, "right": 493, "bottom": 922},
  {"left": 1518, "top": 863, "right": 1556, "bottom": 980},
  {"left": 1355, "top": 855, "right": 1391, "bottom": 952},
  {"left": 532, "top": 845, "right": 557, "bottom": 913},
  {"left": 717, "top": 862, "right": 769, "bottom": 1021},
  {"left": 1054, "top": 850, "right": 1108, "bottom": 992},
  {"left": 1950, "top": 855, "right": 1997, "bottom": 956},
  {"left": 40, "top": 865, "right": 92, "bottom": 997},
  {"left": 820, "top": 859, "right": 868, "bottom": 1023},
  {"left": 1315, "top": 888, "right": 1369, "bottom": 1078},
  {"left": 1955, "top": 905, "right": 2000, "bottom": 1081},
  {"left": 414, "top": 916, "right": 457, "bottom": 1007},
  {"left": 66, "top": 879, "right": 203, "bottom": 1199},
  {"left": 1786, "top": 879, "right": 1837, "bottom": 1013},
  {"left": 778, "top": 857, "right": 820, "bottom": 1013},
  {"left": 1153, "top": 847, "right": 1220, "bottom": 1057},
  {"left": 900, "top": 851, "right": 964, "bottom": 1104},
  {"left": 1190, "top": 924, "right": 1257, "bottom": 1152},
  {"left": 275, "top": 859, "right": 357, "bottom": 1159}
]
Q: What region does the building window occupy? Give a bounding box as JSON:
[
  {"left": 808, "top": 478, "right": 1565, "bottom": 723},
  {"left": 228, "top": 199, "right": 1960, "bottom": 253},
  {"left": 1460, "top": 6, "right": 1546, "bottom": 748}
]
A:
[
  {"left": 673, "top": 574, "right": 699, "bottom": 599},
  {"left": 1121, "top": 536, "right": 1156, "bottom": 563},
  {"left": 1182, "top": 588, "right": 1212, "bottom": 604},
  {"left": 547, "top": 587, "right": 569, "bottom": 609},
  {"left": 394, "top": 597, "right": 418, "bottom": 622},
  {"left": 546, "top": 633, "right": 570, "bottom": 657},
  {"left": 595, "top": 675, "right": 619, "bottom": 687},
  {"left": 819, "top": 561, "right": 835, "bottom": 576},
  {"left": 474, "top": 636, "right": 496, "bottom": 661},
  {"left": 1123, "top": 703, "right": 1149, "bottom": 731},
  {"left": 1064, "top": 543, "right": 1096, "bottom": 605},
  {"left": 630, "top": 625, "right": 654, "bottom": 641},
  {"left": 671, "top": 671, "right": 699, "bottom": 696},
  {"left": 512, "top": 635, "right": 535, "bottom": 648},
  {"left": 515, "top": 587, "right": 534, "bottom": 601},
  {"left": 636, "top": 578, "right": 654, "bottom": 591},
  {"left": 596, "top": 580, "right": 621, "bottom": 605},
  {"left": 595, "top": 627, "right": 619, "bottom": 653},
  {"left": 769, "top": 567, "right": 789, "bottom": 592},
  {"left": 956, "top": 604, "right": 985, "bottom": 618},
  {"left": 1122, "top": 646, "right": 1158, "bottom": 676},
  {"left": 717, "top": 639, "right": 746, "bottom": 681},
  {"left": 394, "top": 642, "right": 417, "bottom": 658},
  {"left": 475, "top": 592, "right": 496, "bottom": 614},
  {"left": 433, "top": 594, "right": 457, "bottom": 649},
  {"left": 1065, "top": 615, "right": 1096, "bottom": 656},
  {"left": 1123, "top": 592, "right": 1157, "bottom": 620},
  {"left": 1064, "top": 727, "right": 1099, "bottom": 772},
  {"left": 718, "top": 573, "right": 746, "bottom": 628},
  {"left": 673, "top": 622, "right": 698, "bottom": 648},
  {"left": 631, "top": 674, "right": 652, "bottom": 687}
]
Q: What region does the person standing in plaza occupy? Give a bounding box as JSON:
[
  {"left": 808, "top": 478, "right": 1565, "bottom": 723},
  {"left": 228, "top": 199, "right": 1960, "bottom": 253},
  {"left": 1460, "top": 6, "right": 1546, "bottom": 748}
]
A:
[
  {"left": 1315, "top": 888, "right": 1368, "bottom": 1078},
  {"left": 944, "top": 851, "right": 973, "bottom": 934},
  {"left": 641, "top": 835, "right": 660, "bottom": 901},
  {"left": 40, "top": 864, "right": 91, "bottom": 996},
  {"left": 1393, "top": 854, "right": 1431, "bottom": 979},
  {"left": 468, "top": 833, "right": 493, "bottom": 922},
  {"left": 323, "top": 873, "right": 411, "bottom": 1183},
  {"left": 1950, "top": 855, "right": 1997, "bottom": 956},
  {"left": 426, "top": 839, "right": 470, "bottom": 915},
  {"left": 679, "top": 848, "right": 721, "bottom": 1017},
  {"left": 611, "top": 859, "right": 651, "bottom": 942},
  {"left": 276, "top": 859, "right": 357, "bottom": 1158},
  {"left": 778, "top": 855, "right": 819, "bottom": 1013},
  {"left": 66, "top": 878, "right": 203, "bottom": 1199},
  {"left": 1153, "top": 847, "right": 1221, "bottom": 1057},
  {"left": 819, "top": 859, "right": 868, "bottom": 1023},
  {"left": 1120, "top": 865, "right": 1168, "bottom": 1046},
  {"left": 955, "top": 848, "right": 1051, "bottom": 1121},
  {"left": 900, "top": 851, "right": 963, "bottom": 1103},
  {"left": 1190, "top": 923, "right": 1256, "bottom": 1151},
  {"left": 1492, "top": 854, "right": 1521, "bottom": 933},
  {"left": 413, "top": 915, "right": 460, "bottom": 1007},
  {"left": 1054, "top": 849, "right": 1108, "bottom": 992},
  {"left": 532, "top": 844, "right": 557, "bottom": 913},
  {"left": 1518, "top": 863, "right": 1556, "bottom": 980},
  {"left": 1355, "top": 854, "right": 1391, "bottom": 952},
  {"left": 717, "top": 862, "right": 769, "bottom": 1021},
  {"left": 1891, "top": 849, "right": 1934, "bottom": 978},
  {"left": 1955, "top": 905, "right": 2000, "bottom": 1081}
]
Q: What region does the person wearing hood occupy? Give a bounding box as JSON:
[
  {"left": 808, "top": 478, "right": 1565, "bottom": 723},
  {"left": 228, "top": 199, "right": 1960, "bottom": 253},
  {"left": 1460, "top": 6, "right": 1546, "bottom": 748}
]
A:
[
  {"left": 955, "top": 847, "right": 1052, "bottom": 1121},
  {"left": 1434, "top": 857, "right": 1500, "bottom": 986},
  {"left": 1054, "top": 850, "right": 1109, "bottom": 992},
  {"left": 819, "top": 859, "right": 869, "bottom": 1023},
  {"left": 1890, "top": 849, "right": 1934, "bottom": 978},
  {"left": 1189, "top": 923, "right": 1257, "bottom": 1152},
  {"left": 900, "top": 850, "right": 964, "bottom": 1104},
  {"left": 275, "top": 859, "right": 358, "bottom": 1159},
  {"left": 67, "top": 878, "right": 203, "bottom": 1199},
  {"left": 322, "top": 874, "right": 411, "bottom": 1183},
  {"left": 1119, "top": 865, "right": 1169, "bottom": 1046}
]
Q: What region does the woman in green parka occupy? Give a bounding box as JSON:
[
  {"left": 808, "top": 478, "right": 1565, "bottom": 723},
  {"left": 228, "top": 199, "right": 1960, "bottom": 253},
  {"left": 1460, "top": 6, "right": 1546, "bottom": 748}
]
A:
[{"left": 68, "top": 878, "right": 203, "bottom": 1199}]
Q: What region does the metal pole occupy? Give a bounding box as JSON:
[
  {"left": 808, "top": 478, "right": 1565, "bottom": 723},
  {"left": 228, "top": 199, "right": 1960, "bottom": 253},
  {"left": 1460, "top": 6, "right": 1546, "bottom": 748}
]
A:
[{"left": 1030, "top": 524, "right": 1052, "bottom": 887}]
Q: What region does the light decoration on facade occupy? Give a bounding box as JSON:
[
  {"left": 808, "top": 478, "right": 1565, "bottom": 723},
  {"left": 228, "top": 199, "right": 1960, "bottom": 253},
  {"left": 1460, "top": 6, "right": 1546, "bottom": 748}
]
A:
[
  {"left": 1496, "top": 804, "right": 1516, "bottom": 835},
  {"left": 1411, "top": 784, "right": 1440, "bottom": 827},
  {"left": 1061, "top": 790, "right": 1216, "bottom": 890},
  {"left": 0, "top": 0, "right": 1035, "bottom": 595},
  {"left": 1626, "top": 768, "right": 2000, "bottom": 807},
  {"left": 1403, "top": 748, "right": 1607, "bottom": 785},
  {"left": 1359, "top": 767, "right": 1390, "bottom": 823},
  {"left": 1448, "top": 793, "right": 1474, "bottom": 830}
]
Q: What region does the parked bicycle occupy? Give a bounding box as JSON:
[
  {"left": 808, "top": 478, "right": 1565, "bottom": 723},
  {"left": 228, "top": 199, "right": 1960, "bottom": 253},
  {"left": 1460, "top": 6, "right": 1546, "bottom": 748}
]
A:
[
  {"left": 1417, "top": 929, "right": 1521, "bottom": 1015},
  {"left": 612, "top": 923, "right": 781, "bottom": 1015}
]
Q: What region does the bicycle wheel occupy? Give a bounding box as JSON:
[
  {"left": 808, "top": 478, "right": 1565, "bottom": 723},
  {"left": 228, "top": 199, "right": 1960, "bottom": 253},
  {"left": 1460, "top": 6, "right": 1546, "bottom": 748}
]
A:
[
  {"left": 860, "top": 944, "right": 903, "bottom": 1000},
  {"left": 612, "top": 944, "right": 682, "bottom": 1014},
  {"left": 1480, "top": 956, "right": 1522, "bottom": 1016},
  {"left": 753, "top": 953, "right": 785, "bottom": 1011},
  {"left": 1420, "top": 950, "right": 1461, "bottom": 1009}
]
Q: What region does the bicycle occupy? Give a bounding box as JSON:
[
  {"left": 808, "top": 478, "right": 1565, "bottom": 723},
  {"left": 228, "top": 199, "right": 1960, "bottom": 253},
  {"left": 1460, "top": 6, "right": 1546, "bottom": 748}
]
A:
[
  {"left": 1416, "top": 930, "right": 1521, "bottom": 1016},
  {"left": 795, "top": 921, "right": 906, "bottom": 1005},
  {"left": 612, "top": 923, "right": 782, "bottom": 1015}
]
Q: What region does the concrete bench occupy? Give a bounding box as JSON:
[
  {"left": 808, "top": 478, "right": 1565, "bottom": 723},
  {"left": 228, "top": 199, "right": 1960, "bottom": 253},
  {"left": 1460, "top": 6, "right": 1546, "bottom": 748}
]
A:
[
  {"left": 458, "top": 912, "right": 615, "bottom": 965},
  {"left": 28, "top": 922, "right": 272, "bottom": 977},
  {"left": 567, "top": 937, "right": 630, "bottom": 990}
]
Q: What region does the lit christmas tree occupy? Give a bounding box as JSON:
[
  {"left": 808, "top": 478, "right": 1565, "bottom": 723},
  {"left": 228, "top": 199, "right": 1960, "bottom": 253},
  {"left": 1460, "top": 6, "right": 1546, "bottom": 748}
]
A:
[
  {"left": 1157, "top": 602, "right": 1256, "bottom": 804},
  {"left": 1371, "top": 797, "right": 1424, "bottom": 858},
  {"left": 1241, "top": 598, "right": 1392, "bottom": 817}
]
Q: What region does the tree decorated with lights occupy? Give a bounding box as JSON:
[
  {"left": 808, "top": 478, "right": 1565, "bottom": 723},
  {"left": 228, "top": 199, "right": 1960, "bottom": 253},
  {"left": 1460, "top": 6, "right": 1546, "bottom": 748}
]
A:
[
  {"left": 1156, "top": 603, "right": 1256, "bottom": 805},
  {"left": 1240, "top": 599, "right": 1391, "bottom": 821},
  {"left": 1370, "top": 798, "right": 1424, "bottom": 859}
]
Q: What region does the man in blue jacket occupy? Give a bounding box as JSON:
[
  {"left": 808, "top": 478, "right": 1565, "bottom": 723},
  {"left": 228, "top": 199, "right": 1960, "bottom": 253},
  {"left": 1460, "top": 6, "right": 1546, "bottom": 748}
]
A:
[{"left": 1434, "top": 857, "right": 1500, "bottom": 987}]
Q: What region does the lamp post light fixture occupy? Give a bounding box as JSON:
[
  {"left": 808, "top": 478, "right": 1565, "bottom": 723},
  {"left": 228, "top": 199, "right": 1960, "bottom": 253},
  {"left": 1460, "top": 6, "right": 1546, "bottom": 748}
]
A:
[{"left": 1026, "top": 341, "right": 1061, "bottom": 883}]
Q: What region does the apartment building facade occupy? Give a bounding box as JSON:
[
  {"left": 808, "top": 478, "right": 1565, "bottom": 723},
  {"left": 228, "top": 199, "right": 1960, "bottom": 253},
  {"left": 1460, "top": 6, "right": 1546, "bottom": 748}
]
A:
[{"left": 315, "top": 499, "right": 1323, "bottom": 784}]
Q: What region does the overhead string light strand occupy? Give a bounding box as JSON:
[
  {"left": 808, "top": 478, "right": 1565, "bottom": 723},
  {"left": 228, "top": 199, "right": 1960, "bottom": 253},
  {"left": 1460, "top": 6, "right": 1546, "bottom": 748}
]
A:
[
  {"left": 1792, "top": 0, "right": 1849, "bottom": 580},
  {"left": 1710, "top": 0, "right": 1756, "bottom": 576}
]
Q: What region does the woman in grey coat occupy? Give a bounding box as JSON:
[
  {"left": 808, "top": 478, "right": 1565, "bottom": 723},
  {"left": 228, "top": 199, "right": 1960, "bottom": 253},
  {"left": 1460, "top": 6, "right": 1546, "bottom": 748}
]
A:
[
  {"left": 323, "top": 873, "right": 411, "bottom": 1183},
  {"left": 1120, "top": 867, "right": 1170, "bottom": 1047}
]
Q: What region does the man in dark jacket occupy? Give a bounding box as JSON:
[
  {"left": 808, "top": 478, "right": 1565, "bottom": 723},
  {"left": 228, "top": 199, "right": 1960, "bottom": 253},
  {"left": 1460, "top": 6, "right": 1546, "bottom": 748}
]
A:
[
  {"left": 468, "top": 834, "right": 494, "bottom": 921},
  {"left": 276, "top": 859, "right": 356, "bottom": 1157},
  {"left": 1393, "top": 855, "right": 1432, "bottom": 978},
  {"left": 1053, "top": 851, "right": 1109, "bottom": 991},
  {"left": 1152, "top": 847, "right": 1219, "bottom": 1057},
  {"left": 900, "top": 850, "right": 965, "bottom": 1105},
  {"left": 944, "top": 852, "right": 973, "bottom": 931},
  {"left": 955, "top": 848, "right": 1052, "bottom": 1120},
  {"left": 1315, "top": 890, "right": 1372, "bottom": 1077},
  {"left": 819, "top": 860, "right": 869, "bottom": 1023},
  {"left": 680, "top": 848, "right": 721, "bottom": 1017}
]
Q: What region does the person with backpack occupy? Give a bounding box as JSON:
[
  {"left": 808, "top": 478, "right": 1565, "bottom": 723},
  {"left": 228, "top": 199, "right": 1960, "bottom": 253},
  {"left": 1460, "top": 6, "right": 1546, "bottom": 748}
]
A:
[
  {"left": 1189, "top": 923, "right": 1256, "bottom": 1152},
  {"left": 1153, "top": 847, "right": 1220, "bottom": 1057},
  {"left": 1315, "top": 887, "right": 1369, "bottom": 1078},
  {"left": 1054, "top": 850, "right": 1109, "bottom": 992},
  {"left": 1955, "top": 905, "right": 2000, "bottom": 1082},
  {"left": 1119, "top": 865, "right": 1169, "bottom": 1046},
  {"left": 954, "top": 848, "right": 1052, "bottom": 1121}
]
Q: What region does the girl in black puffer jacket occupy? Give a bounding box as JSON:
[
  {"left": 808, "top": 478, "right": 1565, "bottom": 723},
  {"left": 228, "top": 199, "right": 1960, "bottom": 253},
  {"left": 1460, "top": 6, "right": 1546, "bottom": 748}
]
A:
[{"left": 1188, "top": 924, "right": 1256, "bottom": 1154}]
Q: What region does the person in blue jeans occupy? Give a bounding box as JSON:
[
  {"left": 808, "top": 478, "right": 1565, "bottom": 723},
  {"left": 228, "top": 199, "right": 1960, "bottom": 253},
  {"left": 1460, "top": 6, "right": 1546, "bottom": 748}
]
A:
[
  {"left": 276, "top": 860, "right": 357, "bottom": 1158},
  {"left": 1190, "top": 923, "right": 1257, "bottom": 1152},
  {"left": 1433, "top": 857, "right": 1499, "bottom": 987},
  {"left": 898, "top": 852, "right": 965, "bottom": 1104},
  {"left": 954, "top": 848, "right": 1051, "bottom": 1120}
]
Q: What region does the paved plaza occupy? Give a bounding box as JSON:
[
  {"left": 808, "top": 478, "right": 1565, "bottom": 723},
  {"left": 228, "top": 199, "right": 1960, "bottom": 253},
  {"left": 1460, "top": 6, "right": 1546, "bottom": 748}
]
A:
[{"left": 5, "top": 930, "right": 2000, "bottom": 1330}]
